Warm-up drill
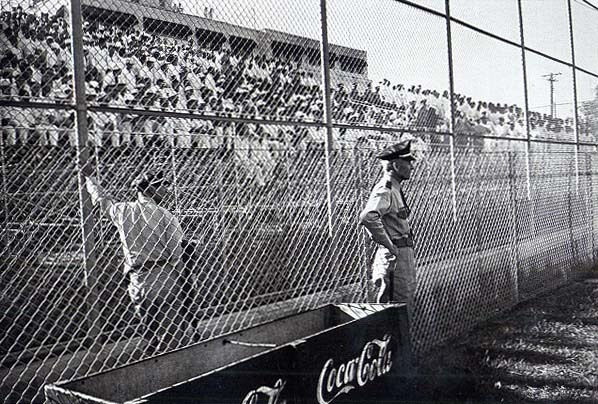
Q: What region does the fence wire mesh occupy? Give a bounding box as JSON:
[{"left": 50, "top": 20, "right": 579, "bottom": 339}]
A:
[{"left": 1, "top": 0, "right": 598, "bottom": 402}]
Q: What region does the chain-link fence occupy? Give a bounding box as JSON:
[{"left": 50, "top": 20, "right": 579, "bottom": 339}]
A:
[{"left": 1, "top": 0, "right": 598, "bottom": 402}]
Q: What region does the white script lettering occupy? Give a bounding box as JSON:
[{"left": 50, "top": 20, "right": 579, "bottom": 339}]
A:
[{"left": 316, "top": 335, "right": 393, "bottom": 404}]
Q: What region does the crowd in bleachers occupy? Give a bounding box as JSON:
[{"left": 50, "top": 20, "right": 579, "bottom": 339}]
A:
[{"left": 0, "top": 6, "right": 589, "bottom": 151}]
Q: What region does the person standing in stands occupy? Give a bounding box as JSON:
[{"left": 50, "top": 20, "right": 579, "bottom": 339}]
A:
[
  {"left": 83, "top": 165, "right": 195, "bottom": 354},
  {"left": 359, "top": 137, "right": 424, "bottom": 310}
]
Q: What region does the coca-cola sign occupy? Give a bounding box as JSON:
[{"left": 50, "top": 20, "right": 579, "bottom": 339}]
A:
[{"left": 316, "top": 335, "right": 393, "bottom": 404}]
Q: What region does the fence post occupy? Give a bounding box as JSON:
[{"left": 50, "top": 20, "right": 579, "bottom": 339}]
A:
[
  {"left": 170, "top": 139, "right": 180, "bottom": 215},
  {"left": 355, "top": 148, "right": 370, "bottom": 301},
  {"left": 69, "top": 0, "right": 102, "bottom": 345},
  {"left": 517, "top": 0, "right": 532, "bottom": 202},
  {"left": 443, "top": 0, "right": 459, "bottom": 225},
  {"left": 567, "top": 160, "right": 574, "bottom": 280},
  {"left": 590, "top": 154, "right": 596, "bottom": 267},
  {"left": 319, "top": 0, "right": 335, "bottom": 238},
  {"left": 517, "top": 0, "right": 535, "bottom": 297},
  {"left": 567, "top": 0, "right": 580, "bottom": 195},
  {"left": 0, "top": 136, "right": 8, "bottom": 229},
  {"left": 508, "top": 153, "right": 520, "bottom": 304},
  {"left": 566, "top": 0, "right": 580, "bottom": 276}
]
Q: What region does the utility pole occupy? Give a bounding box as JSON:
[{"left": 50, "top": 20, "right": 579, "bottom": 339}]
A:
[{"left": 542, "top": 72, "right": 562, "bottom": 118}]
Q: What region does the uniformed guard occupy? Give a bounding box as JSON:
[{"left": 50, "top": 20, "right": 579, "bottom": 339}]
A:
[{"left": 359, "top": 137, "right": 423, "bottom": 307}]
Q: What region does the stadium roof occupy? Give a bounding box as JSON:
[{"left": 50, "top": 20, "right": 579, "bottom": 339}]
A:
[{"left": 264, "top": 28, "right": 367, "bottom": 59}]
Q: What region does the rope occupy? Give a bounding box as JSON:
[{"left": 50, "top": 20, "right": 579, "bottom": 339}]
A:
[{"left": 223, "top": 339, "right": 277, "bottom": 348}]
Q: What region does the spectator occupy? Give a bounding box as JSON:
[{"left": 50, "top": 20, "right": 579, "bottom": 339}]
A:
[
  {"left": 494, "top": 117, "right": 509, "bottom": 137},
  {"left": 84, "top": 166, "right": 196, "bottom": 353},
  {"left": 0, "top": 97, "right": 18, "bottom": 146},
  {"left": 511, "top": 120, "right": 526, "bottom": 138}
]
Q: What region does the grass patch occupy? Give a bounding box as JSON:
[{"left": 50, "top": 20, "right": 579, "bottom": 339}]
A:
[{"left": 414, "top": 275, "right": 598, "bottom": 403}]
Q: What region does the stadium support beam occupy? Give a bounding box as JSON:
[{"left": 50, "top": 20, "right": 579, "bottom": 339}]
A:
[
  {"left": 319, "top": 0, "right": 335, "bottom": 237},
  {"left": 69, "top": 0, "right": 102, "bottom": 346}
]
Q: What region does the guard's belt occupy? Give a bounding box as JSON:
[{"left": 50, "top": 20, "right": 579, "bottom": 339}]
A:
[
  {"left": 392, "top": 235, "right": 414, "bottom": 248},
  {"left": 397, "top": 207, "right": 410, "bottom": 219}
]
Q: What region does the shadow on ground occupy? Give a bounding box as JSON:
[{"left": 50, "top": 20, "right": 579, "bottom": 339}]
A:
[{"left": 407, "top": 276, "right": 598, "bottom": 404}]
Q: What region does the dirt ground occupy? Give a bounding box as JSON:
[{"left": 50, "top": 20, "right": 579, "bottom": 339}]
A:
[{"left": 412, "top": 274, "right": 598, "bottom": 404}]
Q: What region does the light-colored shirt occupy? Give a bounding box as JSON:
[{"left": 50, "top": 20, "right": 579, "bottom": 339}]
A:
[
  {"left": 85, "top": 177, "right": 184, "bottom": 274},
  {"left": 359, "top": 174, "right": 412, "bottom": 255}
]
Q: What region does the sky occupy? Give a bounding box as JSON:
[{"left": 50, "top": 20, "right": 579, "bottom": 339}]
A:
[{"left": 183, "top": 0, "right": 598, "bottom": 118}]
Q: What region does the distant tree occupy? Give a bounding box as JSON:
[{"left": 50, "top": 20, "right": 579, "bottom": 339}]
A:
[{"left": 580, "top": 84, "right": 598, "bottom": 140}]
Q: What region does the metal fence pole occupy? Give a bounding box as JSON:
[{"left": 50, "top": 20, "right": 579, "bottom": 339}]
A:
[
  {"left": 590, "top": 154, "right": 596, "bottom": 266},
  {"left": 508, "top": 153, "right": 520, "bottom": 303},
  {"left": 69, "top": 0, "right": 102, "bottom": 343},
  {"left": 566, "top": 0, "right": 580, "bottom": 274},
  {"left": 517, "top": 0, "right": 532, "bottom": 202},
  {"left": 170, "top": 141, "right": 180, "bottom": 215},
  {"left": 444, "top": 0, "right": 458, "bottom": 223},
  {"left": 567, "top": 0, "right": 580, "bottom": 195},
  {"left": 567, "top": 164, "right": 574, "bottom": 279},
  {"left": 516, "top": 0, "right": 531, "bottom": 303},
  {"left": 320, "top": 0, "right": 335, "bottom": 237},
  {"left": 355, "top": 148, "right": 371, "bottom": 302},
  {"left": 0, "top": 136, "right": 8, "bottom": 228}
]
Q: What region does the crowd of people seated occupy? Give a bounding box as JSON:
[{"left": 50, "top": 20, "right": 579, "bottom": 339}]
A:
[{"left": 0, "top": 6, "right": 591, "bottom": 152}]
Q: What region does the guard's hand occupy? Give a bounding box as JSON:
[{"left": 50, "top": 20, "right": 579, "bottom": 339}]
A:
[{"left": 374, "top": 278, "right": 388, "bottom": 304}]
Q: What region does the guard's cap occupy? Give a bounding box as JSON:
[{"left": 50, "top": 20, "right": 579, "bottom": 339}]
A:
[{"left": 376, "top": 139, "right": 416, "bottom": 161}]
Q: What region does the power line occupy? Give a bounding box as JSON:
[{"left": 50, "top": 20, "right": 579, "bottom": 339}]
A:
[
  {"left": 542, "top": 72, "right": 562, "bottom": 118},
  {"left": 574, "top": 0, "right": 598, "bottom": 12}
]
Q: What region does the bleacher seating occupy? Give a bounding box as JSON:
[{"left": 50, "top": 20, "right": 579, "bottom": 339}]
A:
[{"left": 0, "top": 7, "right": 588, "bottom": 149}]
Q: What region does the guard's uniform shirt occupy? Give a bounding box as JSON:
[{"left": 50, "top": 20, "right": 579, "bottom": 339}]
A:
[{"left": 359, "top": 174, "right": 413, "bottom": 252}]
